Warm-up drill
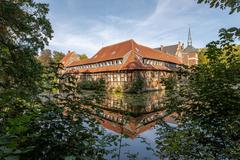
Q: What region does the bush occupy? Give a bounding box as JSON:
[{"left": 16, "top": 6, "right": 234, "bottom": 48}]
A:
[
  {"left": 128, "top": 72, "right": 145, "bottom": 93},
  {"left": 114, "top": 86, "right": 123, "bottom": 92},
  {"left": 78, "top": 79, "right": 106, "bottom": 91},
  {"left": 97, "top": 78, "right": 106, "bottom": 91}
]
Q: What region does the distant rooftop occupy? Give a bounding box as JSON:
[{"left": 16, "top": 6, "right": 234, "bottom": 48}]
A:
[
  {"left": 183, "top": 45, "right": 198, "bottom": 53},
  {"left": 154, "top": 44, "right": 179, "bottom": 55}
]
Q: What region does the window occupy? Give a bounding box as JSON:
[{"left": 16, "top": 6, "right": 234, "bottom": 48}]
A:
[{"left": 117, "top": 60, "right": 122, "bottom": 64}]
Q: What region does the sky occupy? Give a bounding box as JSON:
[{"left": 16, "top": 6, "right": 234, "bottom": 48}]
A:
[{"left": 37, "top": 0, "right": 240, "bottom": 57}]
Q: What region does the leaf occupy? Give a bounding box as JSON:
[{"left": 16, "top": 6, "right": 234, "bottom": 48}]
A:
[
  {"left": 5, "top": 156, "right": 20, "bottom": 160},
  {"left": 64, "top": 155, "right": 76, "bottom": 160},
  {"left": 0, "top": 146, "right": 13, "bottom": 154}
]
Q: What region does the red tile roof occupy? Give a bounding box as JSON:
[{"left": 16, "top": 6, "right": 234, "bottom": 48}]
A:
[
  {"left": 67, "top": 58, "right": 91, "bottom": 67},
  {"left": 120, "top": 52, "right": 152, "bottom": 70},
  {"left": 137, "top": 44, "right": 181, "bottom": 64},
  {"left": 65, "top": 39, "right": 182, "bottom": 73},
  {"left": 60, "top": 51, "right": 73, "bottom": 64}
]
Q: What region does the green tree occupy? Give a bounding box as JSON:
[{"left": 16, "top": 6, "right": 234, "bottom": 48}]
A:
[
  {"left": 0, "top": 1, "right": 120, "bottom": 159},
  {"left": 157, "top": 30, "right": 240, "bottom": 159},
  {"left": 0, "top": 0, "right": 53, "bottom": 98},
  {"left": 79, "top": 53, "right": 88, "bottom": 60},
  {"left": 197, "top": 0, "right": 240, "bottom": 14},
  {"left": 38, "top": 49, "right": 53, "bottom": 66},
  {"left": 53, "top": 50, "right": 65, "bottom": 63},
  {"left": 198, "top": 45, "right": 240, "bottom": 64},
  {"left": 129, "top": 72, "right": 145, "bottom": 93},
  {"left": 155, "top": 1, "right": 240, "bottom": 159},
  {"left": 198, "top": 48, "right": 209, "bottom": 64}
]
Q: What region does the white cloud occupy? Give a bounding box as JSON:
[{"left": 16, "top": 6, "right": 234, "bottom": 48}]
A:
[
  {"left": 51, "top": 34, "right": 99, "bottom": 54},
  {"left": 46, "top": 0, "right": 240, "bottom": 57}
]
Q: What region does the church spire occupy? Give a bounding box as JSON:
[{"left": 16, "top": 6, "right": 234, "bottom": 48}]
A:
[{"left": 187, "top": 27, "right": 192, "bottom": 46}]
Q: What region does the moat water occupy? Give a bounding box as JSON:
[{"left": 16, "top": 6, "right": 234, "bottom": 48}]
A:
[{"left": 84, "top": 91, "right": 176, "bottom": 160}]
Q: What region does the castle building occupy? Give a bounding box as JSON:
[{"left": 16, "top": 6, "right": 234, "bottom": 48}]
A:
[
  {"left": 62, "top": 39, "right": 181, "bottom": 91},
  {"left": 154, "top": 28, "right": 198, "bottom": 66}
]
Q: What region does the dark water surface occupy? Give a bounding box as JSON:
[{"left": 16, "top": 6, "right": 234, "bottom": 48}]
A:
[{"left": 84, "top": 91, "right": 176, "bottom": 160}]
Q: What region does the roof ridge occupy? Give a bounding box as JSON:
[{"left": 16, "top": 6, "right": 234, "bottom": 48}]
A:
[
  {"left": 90, "top": 39, "right": 135, "bottom": 60},
  {"left": 130, "top": 39, "right": 134, "bottom": 51},
  {"left": 102, "top": 39, "right": 134, "bottom": 49},
  {"left": 130, "top": 40, "right": 141, "bottom": 53},
  {"left": 163, "top": 44, "right": 178, "bottom": 47}
]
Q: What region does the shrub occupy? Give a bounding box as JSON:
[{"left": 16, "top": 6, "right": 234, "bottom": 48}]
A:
[
  {"left": 128, "top": 72, "right": 145, "bottom": 93},
  {"left": 114, "top": 86, "right": 123, "bottom": 92},
  {"left": 97, "top": 78, "right": 106, "bottom": 91},
  {"left": 78, "top": 79, "right": 106, "bottom": 91}
]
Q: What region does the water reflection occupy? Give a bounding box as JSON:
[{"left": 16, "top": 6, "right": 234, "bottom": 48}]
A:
[{"left": 88, "top": 91, "right": 176, "bottom": 139}]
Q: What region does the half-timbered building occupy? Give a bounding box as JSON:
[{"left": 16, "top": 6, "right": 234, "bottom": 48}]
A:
[{"left": 62, "top": 39, "right": 181, "bottom": 91}]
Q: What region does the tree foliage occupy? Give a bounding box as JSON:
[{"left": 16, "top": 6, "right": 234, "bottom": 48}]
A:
[
  {"left": 1, "top": 63, "right": 119, "bottom": 159},
  {"left": 197, "top": 0, "right": 240, "bottom": 14},
  {"left": 53, "top": 50, "right": 65, "bottom": 63},
  {"left": 198, "top": 48, "right": 209, "bottom": 64},
  {"left": 78, "top": 79, "right": 106, "bottom": 91},
  {"left": 38, "top": 50, "right": 65, "bottom": 65},
  {"left": 38, "top": 49, "right": 53, "bottom": 66},
  {"left": 79, "top": 53, "right": 88, "bottom": 60},
  {"left": 156, "top": 20, "right": 240, "bottom": 160},
  {"left": 155, "top": 1, "right": 240, "bottom": 159},
  {"left": 128, "top": 72, "right": 145, "bottom": 93},
  {"left": 0, "top": 0, "right": 53, "bottom": 97},
  {"left": 0, "top": 1, "right": 119, "bottom": 159},
  {"left": 1, "top": 0, "right": 240, "bottom": 159}
]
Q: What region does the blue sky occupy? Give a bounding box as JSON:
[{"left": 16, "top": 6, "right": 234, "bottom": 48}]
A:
[{"left": 38, "top": 0, "right": 240, "bottom": 57}]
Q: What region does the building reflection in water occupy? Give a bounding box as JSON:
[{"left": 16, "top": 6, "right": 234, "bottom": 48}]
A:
[{"left": 88, "top": 91, "right": 176, "bottom": 139}]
